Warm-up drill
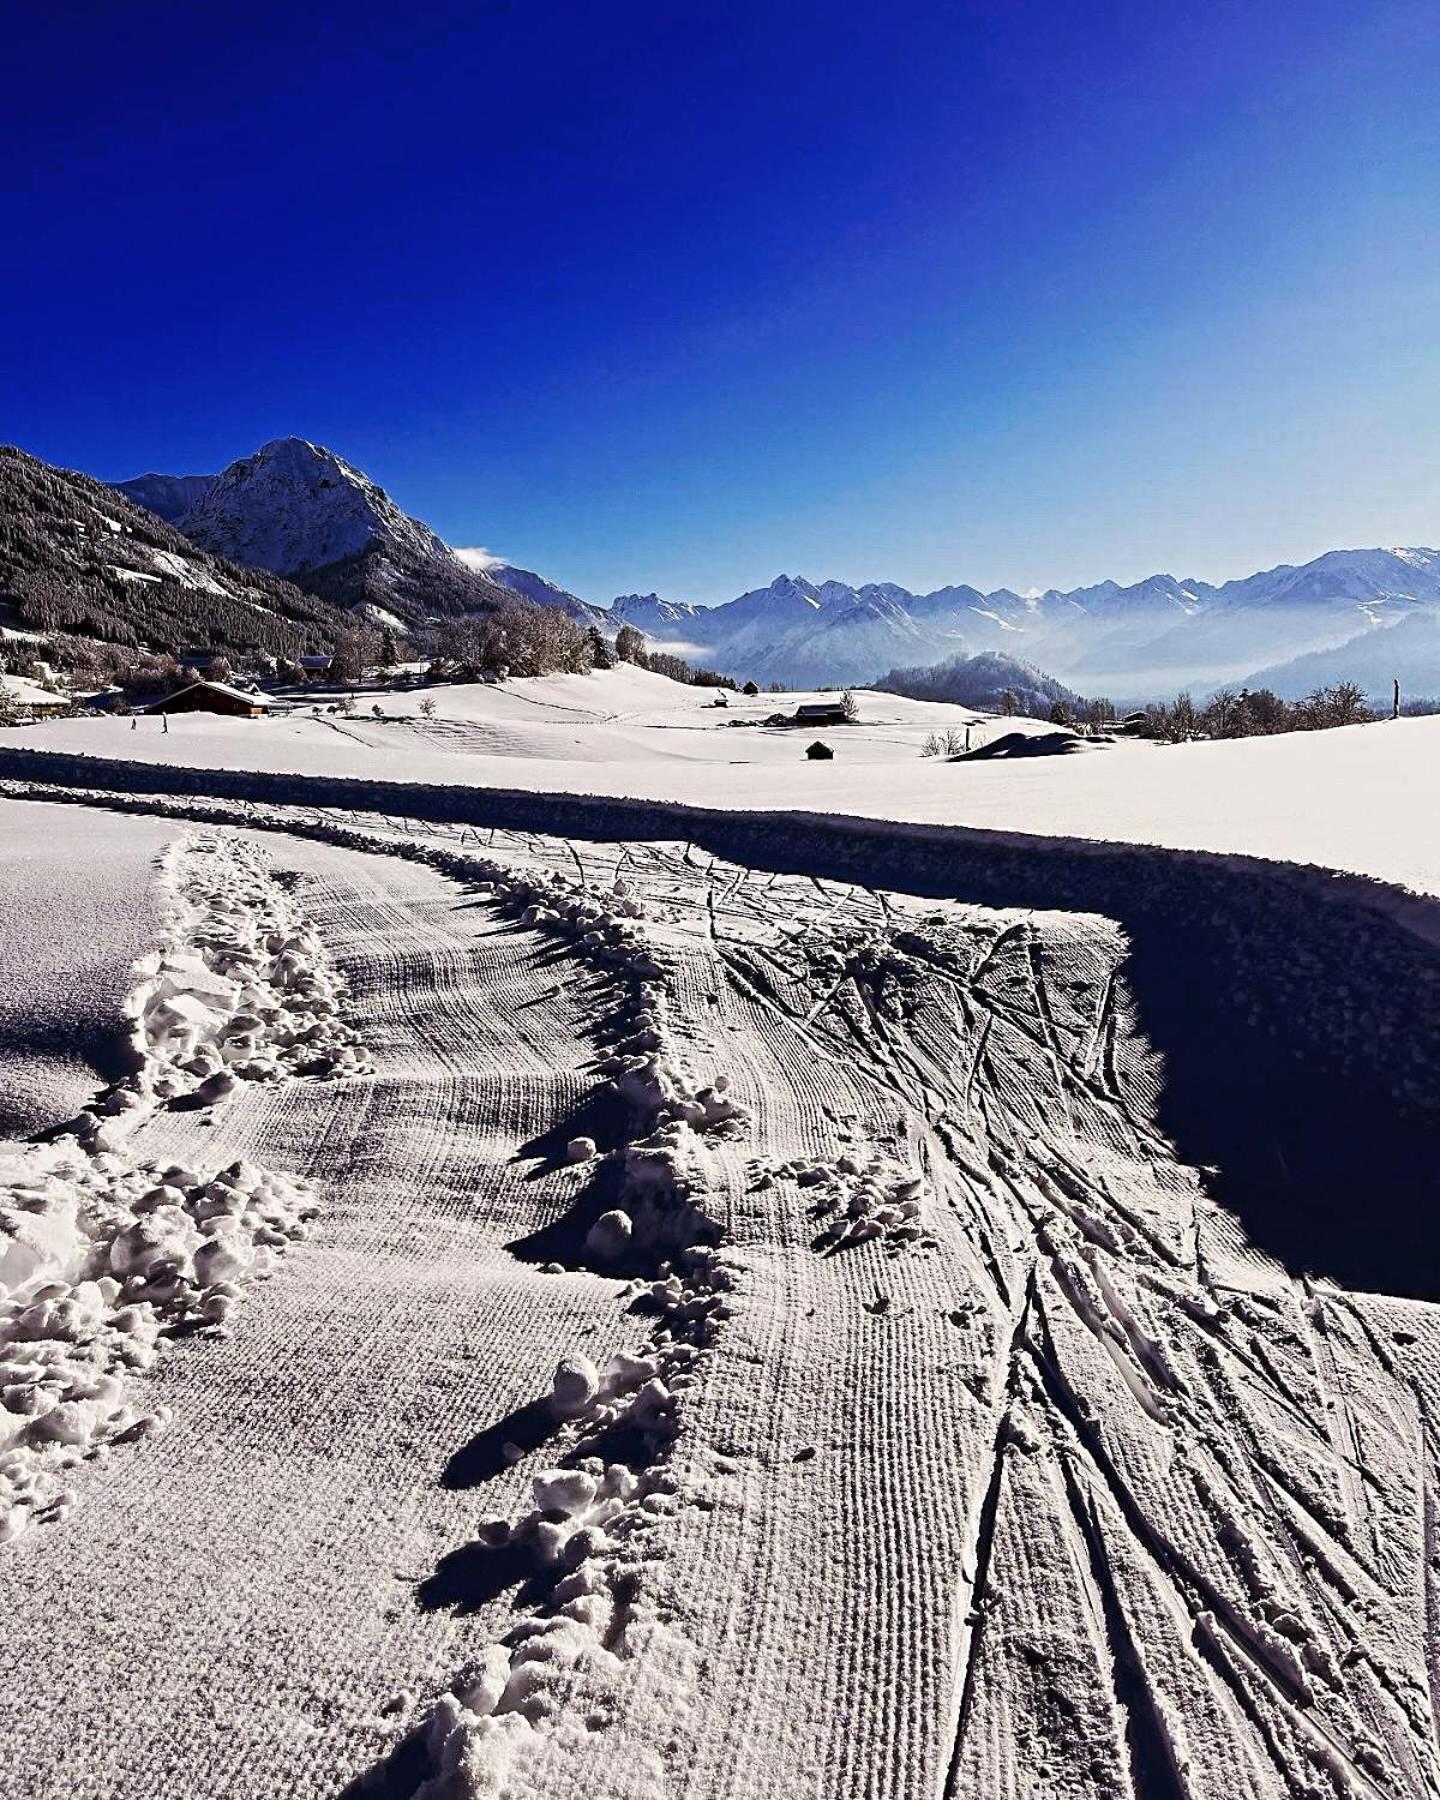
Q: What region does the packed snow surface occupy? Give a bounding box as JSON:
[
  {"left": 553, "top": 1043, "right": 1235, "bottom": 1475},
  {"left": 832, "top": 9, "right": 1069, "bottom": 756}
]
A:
[
  {"left": 0, "top": 773, "right": 1436, "bottom": 1796},
  {"left": 0, "top": 828, "right": 366, "bottom": 1551}
]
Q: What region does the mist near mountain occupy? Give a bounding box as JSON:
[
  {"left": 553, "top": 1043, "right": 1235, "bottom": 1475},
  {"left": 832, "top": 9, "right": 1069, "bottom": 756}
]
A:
[{"left": 1241, "top": 609, "right": 1440, "bottom": 705}]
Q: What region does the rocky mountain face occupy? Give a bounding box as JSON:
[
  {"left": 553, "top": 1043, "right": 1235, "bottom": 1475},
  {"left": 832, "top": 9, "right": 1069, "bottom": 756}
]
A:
[
  {"left": 0, "top": 445, "right": 350, "bottom": 667},
  {"left": 175, "top": 437, "right": 452, "bottom": 581},
  {"left": 118, "top": 438, "right": 599, "bottom": 634},
  {"left": 608, "top": 550, "right": 1440, "bottom": 697}
]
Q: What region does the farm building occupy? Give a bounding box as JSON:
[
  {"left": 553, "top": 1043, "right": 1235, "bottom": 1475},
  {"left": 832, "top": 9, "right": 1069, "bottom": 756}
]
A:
[
  {"left": 795, "top": 701, "right": 848, "bottom": 726},
  {"left": 143, "top": 681, "right": 272, "bottom": 719},
  {"left": 0, "top": 674, "right": 70, "bottom": 719},
  {"left": 805, "top": 740, "right": 834, "bottom": 760}
]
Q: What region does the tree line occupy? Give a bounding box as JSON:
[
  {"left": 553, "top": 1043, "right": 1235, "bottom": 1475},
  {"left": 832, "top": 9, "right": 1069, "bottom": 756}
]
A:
[
  {"left": 1129, "top": 682, "right": 1374, "bottom": 742},
  {"left": 425, "top": 612, "right": 737, "bottom": 688}
]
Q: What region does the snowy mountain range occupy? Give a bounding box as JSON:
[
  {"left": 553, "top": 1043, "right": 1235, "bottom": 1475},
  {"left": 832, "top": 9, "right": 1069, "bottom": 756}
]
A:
[
  {"left": 614, "top": 552, "right": 1440, "bottom": 698},
  {"left": 113, "top": 437, "right": 1440, "bottom": 699}
]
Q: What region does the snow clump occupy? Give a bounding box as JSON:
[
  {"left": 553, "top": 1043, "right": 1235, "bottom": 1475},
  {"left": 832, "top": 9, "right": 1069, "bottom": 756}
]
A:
[{"left": 0, "top": 1139, "right": 315, "bottom": 1542}]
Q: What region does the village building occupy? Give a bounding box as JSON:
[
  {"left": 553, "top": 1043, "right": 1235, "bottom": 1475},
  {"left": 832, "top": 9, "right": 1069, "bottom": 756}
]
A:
[
  {"left": 142, "top": 680, "right": 272, "bottom": 719},
  {"left": 0, "top": 673, "right": 70, "bottom": 719}
]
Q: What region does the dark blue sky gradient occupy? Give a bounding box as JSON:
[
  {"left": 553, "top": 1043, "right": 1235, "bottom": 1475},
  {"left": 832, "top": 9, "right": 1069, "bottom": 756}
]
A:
[{"left": 4, "top": 2, "right": 1438, "bottom": 600}]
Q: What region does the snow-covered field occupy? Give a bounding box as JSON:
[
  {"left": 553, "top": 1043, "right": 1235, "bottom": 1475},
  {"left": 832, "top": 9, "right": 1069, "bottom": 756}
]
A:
[
  {"left": 10, "top": 663, "right": 1440, "bottom": 894},
  {"left": 3, "top": 666, "right": 1440, "bottom": 1797}
]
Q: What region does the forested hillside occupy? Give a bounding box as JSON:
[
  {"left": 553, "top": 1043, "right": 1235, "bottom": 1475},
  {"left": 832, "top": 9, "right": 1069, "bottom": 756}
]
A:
[{"left": 0, "top": 446, "right": 351, "bottom": 670}]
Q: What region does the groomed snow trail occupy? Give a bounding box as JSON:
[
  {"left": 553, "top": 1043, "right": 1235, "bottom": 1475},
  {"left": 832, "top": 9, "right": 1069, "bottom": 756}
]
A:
[{"left": 1, "top": 794, "right": 1438, "bottom": 1798}]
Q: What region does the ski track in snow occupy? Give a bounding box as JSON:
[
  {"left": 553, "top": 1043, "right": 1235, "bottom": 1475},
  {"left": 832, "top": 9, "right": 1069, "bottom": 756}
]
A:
[{"left": 0, "top": 784, "right": 1438, "bottom": 1797}]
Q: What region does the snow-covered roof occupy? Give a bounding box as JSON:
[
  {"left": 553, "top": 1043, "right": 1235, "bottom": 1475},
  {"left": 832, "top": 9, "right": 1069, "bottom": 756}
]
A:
[
  {"left": 143, "top": 680, "right": 271, "bottom": 711},
  {"left": 0, "top": 673, "right": 68, "bottom": 710}
]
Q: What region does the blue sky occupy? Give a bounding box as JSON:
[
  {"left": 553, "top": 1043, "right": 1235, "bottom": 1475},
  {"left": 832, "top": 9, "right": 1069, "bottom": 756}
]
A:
[{"left": 4, "top": 1, "right": 1438, "bottom": 603}]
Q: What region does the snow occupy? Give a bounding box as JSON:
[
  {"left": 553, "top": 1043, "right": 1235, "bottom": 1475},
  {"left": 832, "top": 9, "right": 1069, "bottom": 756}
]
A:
[
  {"left": 11, "top": 665, "right": 1440, "bottom": 896},
  {"left": 147, "top": 547, "right": 230, "bottom": 595},
  {"left": 0, "top": 803, "right": 172, "bottom": 1133},
  {"left": 2, "top": 665, "right": 1440, "bottom": 1796},
  {"left": 0, "top": 829, "right": 361, "bottom": 1546}
]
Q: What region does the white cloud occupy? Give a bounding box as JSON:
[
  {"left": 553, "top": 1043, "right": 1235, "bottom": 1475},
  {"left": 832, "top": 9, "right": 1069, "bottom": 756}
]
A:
[
  {"left": 454, "top": 545, "right": 507, "bottom": 572},
  {"left": 643, "top": 636, "right": 706, "bottom": 658}
]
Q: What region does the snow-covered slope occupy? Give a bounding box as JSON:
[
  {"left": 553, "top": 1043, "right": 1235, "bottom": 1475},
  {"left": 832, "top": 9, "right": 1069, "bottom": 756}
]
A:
[
  {"left": 11, "top": 667, "right": 1440, "bottom": 898},
  {"left": 3, "top": 775, "right": 1440, "bottom": 1797},
  {"left": 484, "top": 559, "right": 603, "bottom": 627}
]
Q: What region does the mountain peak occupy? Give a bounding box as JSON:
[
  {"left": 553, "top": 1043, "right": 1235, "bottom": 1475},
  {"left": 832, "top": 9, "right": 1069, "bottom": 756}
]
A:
[{"left": 176, "top": 436, "right": 449, "bottom": 579}]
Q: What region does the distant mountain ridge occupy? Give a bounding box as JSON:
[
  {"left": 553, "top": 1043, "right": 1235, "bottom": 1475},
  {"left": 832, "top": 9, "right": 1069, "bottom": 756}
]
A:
[
  {"left": 483, "top": 559, "right": 597, "bottom": 625},
  {"left": 115, "top": 472, "right": 214, "bottom": 526},
  {"left": 609, "top": 550, "right": 1440, "bottom": 695}
]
